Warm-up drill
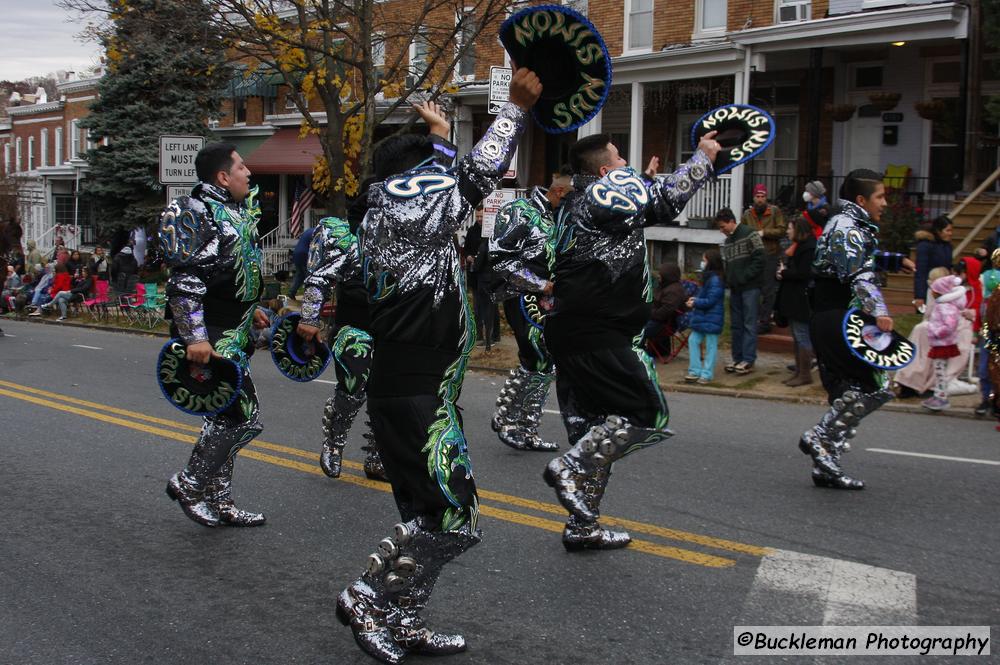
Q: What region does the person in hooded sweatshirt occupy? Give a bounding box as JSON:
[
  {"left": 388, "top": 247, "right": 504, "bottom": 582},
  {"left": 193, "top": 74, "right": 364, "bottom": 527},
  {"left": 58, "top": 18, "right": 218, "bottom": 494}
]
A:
[
  {"left": 922, "top": 275, "right": 966, "bottom": 411},
  {"left": 643, "top": 262, "right": 688, "bottom": 343}
]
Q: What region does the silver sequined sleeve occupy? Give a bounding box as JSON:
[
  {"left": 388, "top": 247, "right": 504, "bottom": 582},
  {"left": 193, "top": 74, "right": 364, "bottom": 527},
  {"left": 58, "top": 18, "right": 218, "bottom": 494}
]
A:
[
  {"left": 160, "top": 197, "right": 217, "bottom": 344},
  {"left": 454, "top": 102, "right": 527, "bottom": 210},
  {"left": 583, "top": 151, "right": 714, "bottom": 231},
  {"left": 826, "top": 225, "right": 889, "bottom": 317},
  {"left": 488, "top": 195, "right": 551, "bottom": 298},
  {"left": 300, "top": 217, "right": 359, "bottom": 327}
]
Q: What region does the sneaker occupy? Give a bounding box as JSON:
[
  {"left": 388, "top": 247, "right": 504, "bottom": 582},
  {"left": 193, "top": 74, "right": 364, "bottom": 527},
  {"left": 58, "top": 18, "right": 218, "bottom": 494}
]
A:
[
  {"left": 734, "top": 361, "right": 754, "bottom": 375},
  {"left": 697, "top": 377, "right": 711, "bottom": 385},
  {"left": 683, "top": 372, "right": 699, "bottom": 383},
  {"left": 975, "top": 399, "right": 990, "bottom": 417},
  {"left": 56, "top": 315, "right": 66, "bottom": 321},
  {"left": 28, "top": 311, "right": 41, "bottom": 317},
  {"left": 921, "top": 396, "right": 950, "bottom": 411},
  {"left": 724, "top": 361, "right": 739, "bottom": 373}
]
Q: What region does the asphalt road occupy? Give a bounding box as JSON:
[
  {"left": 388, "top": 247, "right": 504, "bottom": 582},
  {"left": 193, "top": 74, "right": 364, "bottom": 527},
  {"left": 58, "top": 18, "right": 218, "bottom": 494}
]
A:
[{"left": 0, "top": 320, "right": 997, "bottom": 664}]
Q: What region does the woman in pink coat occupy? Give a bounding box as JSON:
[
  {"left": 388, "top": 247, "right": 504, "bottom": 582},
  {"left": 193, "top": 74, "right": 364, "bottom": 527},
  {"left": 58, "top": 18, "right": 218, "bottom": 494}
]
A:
[{"left": 923, "top": 275, "right": 966, "bottom": 411}]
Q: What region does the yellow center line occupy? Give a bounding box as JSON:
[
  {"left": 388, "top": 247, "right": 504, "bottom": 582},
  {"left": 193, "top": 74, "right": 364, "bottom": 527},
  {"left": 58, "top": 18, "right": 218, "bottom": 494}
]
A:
[{"left": 0, "top": 378, "right": 770, "bottom": 559}]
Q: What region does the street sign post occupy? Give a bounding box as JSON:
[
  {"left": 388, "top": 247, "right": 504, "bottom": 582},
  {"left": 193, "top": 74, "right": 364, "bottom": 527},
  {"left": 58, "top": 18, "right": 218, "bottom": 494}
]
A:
[
  {"left": 481, "top": 188, "right": 518, "bottom": 236},
  {"left": 166, "top": 185, "right": 189, "bottom": 204},
  {"left": 159, "top": 135, "right": 204, "bottom": 185},
  {"left": 488, "top": 66, "right": 512, "bottom": 115}
]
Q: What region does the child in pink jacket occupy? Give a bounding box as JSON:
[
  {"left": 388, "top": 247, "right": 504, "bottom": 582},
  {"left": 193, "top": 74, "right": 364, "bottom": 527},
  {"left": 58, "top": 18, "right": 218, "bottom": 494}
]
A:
[{"left": 923, "top": 275, "right": 966, "bottom": 411}]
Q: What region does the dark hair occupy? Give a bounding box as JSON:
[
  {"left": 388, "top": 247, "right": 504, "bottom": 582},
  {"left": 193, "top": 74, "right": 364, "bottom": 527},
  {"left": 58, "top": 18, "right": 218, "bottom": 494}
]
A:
[
  {"left": 790, "top": 216, "right": 813, "bottom": 243},
  {"left": 931, "top": 215, "right": 953, "bottom": 239},
  {"left": 55, "top": 263, "right": 68, "bottom": 273},
  {"left": 195, "top": 142, "right": 238, "bottom": 184},
  {"left": 839, "top": 169, "right": 883, "bottom": 203},
  {"left": 714, "top": 207, "right": 736, "bottom": 223},
  {"left": 704, "top": 248, "right": 723, "bottom": 275},
  {"left": 373, "top": 134, "right": 434, "bottom": 181},
  {"left": 570, "top": 133, "right": 613, "bottom": 175}
]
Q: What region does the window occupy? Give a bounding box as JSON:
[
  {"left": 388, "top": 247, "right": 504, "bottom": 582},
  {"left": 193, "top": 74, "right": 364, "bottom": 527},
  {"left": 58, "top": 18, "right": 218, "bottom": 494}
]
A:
[
  {"left": 70, "top": 119, "right": 80, "bottom": 159},
  {"left": 409, "top": 33, "right": 430, "bottom": 85},
  {"left": 627, "top": 0, "right": 653, "bottom": 51},
  {"left": 55, "top": 127, "right": 63, "bottom": 164},
  {"left": 27, "top": 136, "right": 34, "bottom": 170},
  {"left": 40, "top": 128, "right": 47, "bottom": 167},
  {"left": 852, "top": 65, "right": 883, "bottom": 90},
  {"left": 3, "top": 144, "right": 10, "bottom": 174},
  {"left": 776, "top": 0, "right": 810, "bottom": 23},
  {"left": 456, "top": 10, "right": 476, "bottom": 80},
  {"left": 234, "top": 97, "right": 247, "bottom": 124},
  {"left": 372, "top": 33, "right": 386, "bottom": 84},
  {"left": 697, "top": 0, "right": 727, "bottom": 33},
  {"left": 930, "top": 61, "right": 960, "bottom": 85}
]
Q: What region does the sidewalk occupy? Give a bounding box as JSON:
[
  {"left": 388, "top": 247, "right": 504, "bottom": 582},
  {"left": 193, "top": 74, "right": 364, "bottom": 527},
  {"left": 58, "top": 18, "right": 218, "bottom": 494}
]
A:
[{"left": 5, "top": 312, "right": 990, "bottom": 421}]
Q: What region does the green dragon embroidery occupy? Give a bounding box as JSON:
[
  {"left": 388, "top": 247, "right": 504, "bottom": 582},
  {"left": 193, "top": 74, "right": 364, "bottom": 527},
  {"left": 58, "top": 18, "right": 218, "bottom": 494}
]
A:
[
  {"left": 205, "top": 185, "right": 262, "bottom": 303},
  {"left": 421, "top": 262, "right": 477, "bottom": 529},
  {"left": 333, "top": 325, "right": 372, "bottom": 395},
  {"left": 632, "top": 331, "right": 669, "bottom": 430}
]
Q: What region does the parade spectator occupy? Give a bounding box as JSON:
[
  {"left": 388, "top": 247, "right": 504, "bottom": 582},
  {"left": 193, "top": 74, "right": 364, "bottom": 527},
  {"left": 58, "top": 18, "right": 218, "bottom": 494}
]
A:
[
  {"left": 913, "top": 216, "right": 953, "bottom": 311},
  {"left": 50, "top": 237, "right": 67, "bottom": 263},
  {"left": 2, "top": 266, "right": 20, "bottom": 311},
  {"left": 463, "top": 208, "right": 501, "bottom": 348},
  {"left": 776, "top": 217, "right": 816, "bottom": 386},
  {"left": 66, "top": 250, "right": 84, "bottom": 277},
  {"left": 28, "top": 264, "right": 55, "bottom": 310},
  {"left": 922, "top": 275, "right": 967, "bottom": 411},
  {"left": 24, "top": 240, "right": 43, "bottom": 277},
  {"left": 742, "top": 184, "right": 785, "bottom": 333},
  {"left": 43, "top": 267, "right": 94, "bottom": 321},
  {"left": 88, "top": 246, "right": 111, "bottom": 282},
  {"left": 30, "top": 264, "right": 70, "bottom": 316},
  {"left": 684, "top": 249, "right": 725, "bottom": 384},
  {"left": 111, "top": 246, "right": 139, "bottom": 294},
  {"left": 718, "top": 207, "right": 764, "bottom": 375},
  {"left": 287, "top": 226, "right": 317, "bottom": 299},
  {"left": 801, "top": 180, "right": 829, "bottom": 238},
  {"left": 13, "top": 271, "right": 37, "bottom": 313},
  {"left": 644, "top": 262, "right": 688, "bottom": 341}
]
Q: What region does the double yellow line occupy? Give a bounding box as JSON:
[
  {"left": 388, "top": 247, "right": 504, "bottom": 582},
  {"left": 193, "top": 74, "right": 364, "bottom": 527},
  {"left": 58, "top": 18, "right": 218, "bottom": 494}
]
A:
[{"left": 0, "top": 378, "right": 771, "bottom": 567}]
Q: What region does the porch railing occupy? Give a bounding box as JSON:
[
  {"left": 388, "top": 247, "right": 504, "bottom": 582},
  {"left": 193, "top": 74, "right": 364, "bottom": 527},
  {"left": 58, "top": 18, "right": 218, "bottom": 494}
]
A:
[
  {"left": 675, "top": 174, "right": 732, "bottom": 224},
  {"left": 259, "top": 225, "right": 293, "bottom": 277}
]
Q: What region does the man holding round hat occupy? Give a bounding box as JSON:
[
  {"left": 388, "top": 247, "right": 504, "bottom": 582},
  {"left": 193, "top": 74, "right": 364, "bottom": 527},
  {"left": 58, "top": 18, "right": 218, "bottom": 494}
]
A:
[
  {"left": 542, "top": 132, "right": 720, "bottom": 551},
  {"left": 334, "top": 69, "right": 541, "bottom": 663},
  {"left": 159, "top": 142, "right": 271, "bottom": 528}
]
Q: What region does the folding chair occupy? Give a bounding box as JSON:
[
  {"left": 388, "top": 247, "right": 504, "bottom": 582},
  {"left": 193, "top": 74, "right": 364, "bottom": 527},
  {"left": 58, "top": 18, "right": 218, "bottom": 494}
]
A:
[
  {"left": 84, "top": 279, "right": 111, "bottom": 321},
  {"left": 118, "top": 282, "right": 146, "bottom": 325},
  {"left": 645, "top": 279, "right": 699, "bottom": 364},
  {"left": 138, "top": 282, "right": 166, "bottom": 328}
]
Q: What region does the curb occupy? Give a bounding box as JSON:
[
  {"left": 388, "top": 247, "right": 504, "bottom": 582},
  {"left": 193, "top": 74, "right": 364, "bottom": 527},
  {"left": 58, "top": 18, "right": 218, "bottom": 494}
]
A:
[{"left": 8, "top": 317, "right": 988, "bottom": 422}]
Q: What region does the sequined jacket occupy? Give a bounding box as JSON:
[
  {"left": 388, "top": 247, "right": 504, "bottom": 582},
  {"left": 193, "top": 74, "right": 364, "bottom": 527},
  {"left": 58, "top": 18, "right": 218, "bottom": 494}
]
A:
[
  {"left": 812, "top": 200, "right": 902, "bottom": 318},
  {"left": 360, "top": 102, "right": 526, "bottom": 395},
  {"left": 159, "top": 182, "right": 263, "bottom": 345},
  {"left": 486, "top": 186, "right": 553, "bottom": 302},
  {"left": 545, "top": 152, "right": 714, "bottom": 351},
  {"left": 299, "top": 216, "right": 361, "bottom": 329}
]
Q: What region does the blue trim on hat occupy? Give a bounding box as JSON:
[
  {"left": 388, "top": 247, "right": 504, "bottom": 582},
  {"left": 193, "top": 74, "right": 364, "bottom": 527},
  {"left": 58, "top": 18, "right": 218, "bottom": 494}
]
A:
[
  {"left": 156, "top": 338, "right": 242, "bottom": 417},
  {"left": 500, "top": 4, "right": 613, "bottom": 135},
  {"left": 269, "top": 312, "right": 332, "bottom": 382},
  {"left": 690, "top": 104, "right": 776, "bottom": 174}
]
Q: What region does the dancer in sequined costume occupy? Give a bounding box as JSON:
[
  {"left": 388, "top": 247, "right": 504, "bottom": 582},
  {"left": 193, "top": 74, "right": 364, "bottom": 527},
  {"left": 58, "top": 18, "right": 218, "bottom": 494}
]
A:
[
  {"left": 542, "top": 133, "right": 719, "bottom": 551},
  {"left": 334, "top": 72, "right": 541, "bottom": 664},
  {"left": 296, "top": 106, "right": 456, "bottom": 483},
  {"left": 802, "top": 169, "right": 913, "bottom": 489},
  {"left": 486, "top": 176, "right": 570, "bottom": 452},
  {"left": 160, "top": 143, "right": 269, "bottom": 527}
]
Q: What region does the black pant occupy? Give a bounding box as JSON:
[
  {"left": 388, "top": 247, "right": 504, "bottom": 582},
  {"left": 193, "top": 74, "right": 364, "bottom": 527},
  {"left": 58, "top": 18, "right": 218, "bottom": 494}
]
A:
[
  {"left": 474, "top": 282, "right": 500, "bottom": 344},
  {"left": 503, "top": 296, "right": 553, "bottom": 373}
]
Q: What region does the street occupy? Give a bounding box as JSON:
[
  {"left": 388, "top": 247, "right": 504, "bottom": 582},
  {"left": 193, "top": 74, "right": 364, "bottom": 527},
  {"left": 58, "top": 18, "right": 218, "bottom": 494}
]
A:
[{"left": 0, "top": 320, "right": 997, "bottom": 664}]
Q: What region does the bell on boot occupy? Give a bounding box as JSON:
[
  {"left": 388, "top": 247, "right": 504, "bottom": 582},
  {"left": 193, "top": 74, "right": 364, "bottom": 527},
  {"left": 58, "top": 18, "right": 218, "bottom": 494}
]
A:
[
  {"left": 562, "top": 519, "right": 631, "bottom": 551},
  {"left": 543, "top": 456, "right": 596, "bottom": 522},
  {"left": 811, "top": 467, "right": 865, "bottom": 490},
  {"left": 522, "top": 433, "right": 559, "bottom": 452},
  {"left": 165, "top": 473, "right": 220, "bottom": 527},
  {"left": 320, "top": 441, "right": 344, "bottom": 478},
  {"left": 337, "top": 580, "right": 406, "bottom": 664}
]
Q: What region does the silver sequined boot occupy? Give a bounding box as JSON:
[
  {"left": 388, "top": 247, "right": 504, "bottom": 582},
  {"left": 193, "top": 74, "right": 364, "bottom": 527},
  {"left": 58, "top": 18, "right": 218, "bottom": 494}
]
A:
[
  {"left": 320, "top": 390, "right": 366, "bottom": 478},
  {"left": 165, "top": 472, "right": 219, "bottom": 527},
  {"left": 205, "top": 459, "right": 266, "bottom": 527},
  {"left": 545, "top": 416, "right": 672, "bottom": 522},
  {"left": 800, "top": 389, "right": 891, "bottom": 490},
  {"left": 362, "top": 423, "right": 389, "bottom": 482},
  {"left": 562, "top": 466, "right": 630, "bottom": 551},
  {"left": 492, "top": 368, "right": 558, "bottom": 452}
]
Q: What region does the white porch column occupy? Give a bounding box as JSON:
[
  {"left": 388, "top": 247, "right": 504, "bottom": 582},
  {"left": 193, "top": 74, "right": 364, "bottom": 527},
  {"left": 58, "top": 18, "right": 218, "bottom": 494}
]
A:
[
  {"left": 455, "top": 104, "right": 474, "bottom": 157},
  {"left": 278, "top": 174, "right": 288, "bottom": 234},
  {"left": 576, "top": 108, "right": 602, "bottom": 138},
  {"left": 628, "top": 81, "right": 644, "bottom": 169},
  {"left": 728, "top": 47, "right": 752, "bottom": 217}
]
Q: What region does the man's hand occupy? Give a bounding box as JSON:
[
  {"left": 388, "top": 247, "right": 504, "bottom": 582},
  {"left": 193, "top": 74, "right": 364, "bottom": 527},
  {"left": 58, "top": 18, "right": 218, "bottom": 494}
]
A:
[
  {"left": 644, "top": 156, "right": 660, "bottom": 179},
  {"left": 913, "top": 298, "right": 925, "bottom": 313},
  {"left": 186, "top": 341, "right": 217, "bottom": 365},
  {"left": 876, "top": 315, "right": 894, "bottom": 333},
  {"left": 901, "top": 257, "right": 916, "bottom": 274},
  {"left": 508, "top": 68, "right": 542, "bottom": 111},
  {"left": 541, "top": 281, "right": 554, "bottom": 296},
  {"left": 253, "top": 308, "right": 270, "bottom": 329},
  {"left": 413, "top": 101, "right": 450, "bottom": 138},
  {"left": 697, "top": 130, "right": 722, "bottom": 163},
  {"left": 297, "top": 322, "right": 322, "bottom": 342}
]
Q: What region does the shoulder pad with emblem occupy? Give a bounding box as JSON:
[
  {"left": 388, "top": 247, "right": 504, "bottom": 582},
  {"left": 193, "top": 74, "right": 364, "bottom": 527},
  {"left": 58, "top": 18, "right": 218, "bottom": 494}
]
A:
[{"left": 159, "top": 196, "right": 211, "bottom": 265}]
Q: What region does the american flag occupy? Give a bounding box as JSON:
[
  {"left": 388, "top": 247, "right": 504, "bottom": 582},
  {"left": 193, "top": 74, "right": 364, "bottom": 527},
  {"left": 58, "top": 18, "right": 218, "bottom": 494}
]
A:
[{"left": 289, "top": 179, "right": 316, "bottom": 238}]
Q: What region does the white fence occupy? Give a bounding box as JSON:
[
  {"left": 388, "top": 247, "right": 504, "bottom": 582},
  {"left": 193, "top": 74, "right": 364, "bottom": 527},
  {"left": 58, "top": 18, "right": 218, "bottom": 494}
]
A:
[{"left": 673, "top": 173, "right": 731, "bottom": 225}]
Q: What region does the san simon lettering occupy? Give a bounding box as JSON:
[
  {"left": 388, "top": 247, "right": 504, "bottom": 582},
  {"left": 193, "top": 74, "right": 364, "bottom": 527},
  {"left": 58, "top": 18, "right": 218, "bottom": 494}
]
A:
[
  {"left": 511, "top": 9, "right": 606, "bottom": 129},
  {"left": 844, "top": 312, "right": 914, "bottom": 368},
  {"left": 700, "top": 106, "right": 772, "bottom": 161}
]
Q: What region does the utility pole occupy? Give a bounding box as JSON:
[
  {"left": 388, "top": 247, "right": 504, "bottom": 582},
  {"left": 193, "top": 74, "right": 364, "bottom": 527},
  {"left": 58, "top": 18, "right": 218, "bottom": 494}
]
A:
[{"left": 963, "top": 0, "right": 982, "bottom": 191}]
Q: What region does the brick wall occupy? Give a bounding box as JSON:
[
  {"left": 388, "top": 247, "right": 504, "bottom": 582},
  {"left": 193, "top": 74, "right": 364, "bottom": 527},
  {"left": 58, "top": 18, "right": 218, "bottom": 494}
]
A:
[{"left": 655, "top": 0, "right": 696, "bottom": 49}]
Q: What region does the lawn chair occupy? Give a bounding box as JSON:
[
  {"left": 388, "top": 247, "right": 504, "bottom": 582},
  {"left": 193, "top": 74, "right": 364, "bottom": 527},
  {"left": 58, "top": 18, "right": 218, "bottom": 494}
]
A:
[
  {"left": 138, "top": 282, "right": 166, "bottom": 328},
  {"left": 645, "top": 279, "right": 699, "bottom": 364},
  {"left": 118, "top": 282, "right": 146, "bottom": 325},
  {"left": 83, "top": 279, "right": 111, "bottom": 321}
]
